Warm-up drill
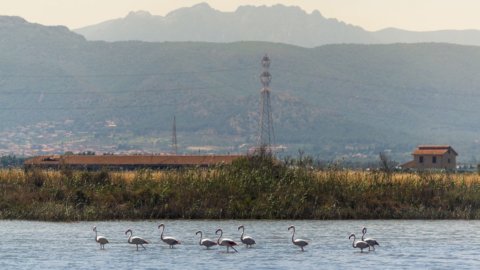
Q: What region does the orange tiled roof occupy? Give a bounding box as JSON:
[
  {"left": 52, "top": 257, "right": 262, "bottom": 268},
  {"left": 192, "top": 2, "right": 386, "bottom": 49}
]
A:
[
  {"left": 418, "top": 145, "right": 450, "bottom": 149},
  {"left": 413, "top": 149, "right": 448, "bottom": 155},
  {"left": 24, "top": 155, "right": 243, "bottom": 166},
  {"left": 412, "top": 145, "right": 457, "bottom": 156}
]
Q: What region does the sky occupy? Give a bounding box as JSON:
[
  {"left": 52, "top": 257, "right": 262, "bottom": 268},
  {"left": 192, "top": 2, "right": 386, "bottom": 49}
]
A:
[{"left": 2, "top": 0, "right": 480, "bottom": 31}]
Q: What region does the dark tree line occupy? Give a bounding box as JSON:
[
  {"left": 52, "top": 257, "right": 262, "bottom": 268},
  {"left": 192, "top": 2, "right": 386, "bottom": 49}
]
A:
[{"left": 0, "top": 155, "right": 25, "bottom": 168}]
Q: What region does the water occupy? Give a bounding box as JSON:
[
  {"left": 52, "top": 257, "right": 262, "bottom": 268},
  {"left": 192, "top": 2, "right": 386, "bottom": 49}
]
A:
[{"left": 0, "top": 220, "right": 479, "bottom": 269}]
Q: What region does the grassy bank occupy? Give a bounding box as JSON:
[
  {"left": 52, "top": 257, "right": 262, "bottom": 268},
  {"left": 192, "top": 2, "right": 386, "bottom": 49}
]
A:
[{"left": 1, "top": 156, "right": 480, "bottom": 221}]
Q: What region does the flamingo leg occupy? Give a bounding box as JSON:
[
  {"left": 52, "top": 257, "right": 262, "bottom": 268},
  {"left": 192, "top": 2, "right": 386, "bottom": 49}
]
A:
[
  {"left": 136, "top": 244, "right": 139, "bottom": 251},
  {"left": 231, "top": 246, "right": 238, "bottom": 253},
  {"left": 142, "top": 244, "right": 146, "bottom": 250}
]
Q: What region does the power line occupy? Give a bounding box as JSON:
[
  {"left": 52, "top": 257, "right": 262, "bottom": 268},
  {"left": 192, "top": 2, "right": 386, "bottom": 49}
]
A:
[
  {"left": 0, "top": 85, "right": 232, "bottom": 95},
  {"left": 0, "top": 101, "right": 211, "bottom": 111},
  {"left": 0, "top": 67, "right": 256, "bottom": 79},
  {"left": 0, "top": 64, "right": 477, "bottom": 116}
]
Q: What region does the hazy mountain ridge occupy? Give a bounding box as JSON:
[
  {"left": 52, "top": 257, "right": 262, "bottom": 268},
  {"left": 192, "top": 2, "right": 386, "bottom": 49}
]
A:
[
  {"left": 3, "top": 16, "right": 480, "bottom": 160},
  {"left": 75, "top": 3, "right": 480, "bottom": 48},
  {"left": 75, "top": 3, "right": 375, "bottom": 47}
]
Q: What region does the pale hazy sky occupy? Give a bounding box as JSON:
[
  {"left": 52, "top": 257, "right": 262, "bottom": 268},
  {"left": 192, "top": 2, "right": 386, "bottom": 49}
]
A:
[{"left": 2, "top": 0, "right": 480, "bottom": 31}]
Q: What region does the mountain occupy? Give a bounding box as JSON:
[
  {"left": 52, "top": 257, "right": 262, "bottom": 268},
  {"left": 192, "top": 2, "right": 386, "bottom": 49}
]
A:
[
  {"left": 75, "top": 3, "right": 375, "bottom": 47},
  {"left": 3, "top": 16, "right": 480, "bottom": 162},
  {"left": 75, "top": 3, "right": 480, "bottom": 48},
  {"left": 374, "top": 28, "right": 480, "bottom": 46}
]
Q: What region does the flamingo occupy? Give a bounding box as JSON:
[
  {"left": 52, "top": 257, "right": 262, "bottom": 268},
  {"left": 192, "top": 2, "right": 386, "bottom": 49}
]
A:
[
  {"left": 216, "top": 228, "right": 238, "bottom": 253},
  {"left": 196, "top": 231, "right": 217, "bottom": 249},
  {"left": 362, "top": 227, "right": 380, "bottom": 250},
  {"left": 238, "top": 225, "right": 256, "bottom": 248},
  {"left": 158, "top": 223, "right": 181, "bottom": 248},
  {"left": 92, "top": 226, "right": 109, "bottom": 249},
  {"left": 349, "top": 233, "right": 370, "bottom": 252},
  {"left": 287, "top": 225, "right": 308, "bottom": 251},
  {"left": 125, "top": 229, "right": 149, "bottom": 250}
]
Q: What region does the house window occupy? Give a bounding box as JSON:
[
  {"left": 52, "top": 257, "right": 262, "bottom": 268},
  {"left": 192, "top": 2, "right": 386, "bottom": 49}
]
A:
[
  {"left": 448, "top": 158, "right": 451, "bottom": 163},
  {"left": 432, "top": 156, "right": 437, "bottom": 163},
  {"left": 419, "top": 156, "right": 424, "bottom": 163}
]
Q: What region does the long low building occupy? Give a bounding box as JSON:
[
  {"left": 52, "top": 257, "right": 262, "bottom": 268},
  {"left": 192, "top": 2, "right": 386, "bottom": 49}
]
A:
[{"left": 24, "top": 154, "right": 245, "bottom": 170}]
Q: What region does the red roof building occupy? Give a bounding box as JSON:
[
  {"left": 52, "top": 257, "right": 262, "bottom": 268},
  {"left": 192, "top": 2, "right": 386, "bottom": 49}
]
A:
[
  {"left": 24, "top": 154, "right": 244, "bottom": 170},
  {"left": 401, "top": 145, "right": 457, "bottom": 170}
]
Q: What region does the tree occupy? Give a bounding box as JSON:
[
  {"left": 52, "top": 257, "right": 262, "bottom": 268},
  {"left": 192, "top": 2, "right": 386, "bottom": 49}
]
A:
[{"left": 379, "top": 151, "right": 394, "bottom": 174}]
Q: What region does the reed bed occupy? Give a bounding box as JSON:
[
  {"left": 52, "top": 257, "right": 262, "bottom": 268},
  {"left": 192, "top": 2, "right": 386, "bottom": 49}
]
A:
[{"left": 1, "top": 157, "right": 480, "bottom": 221}]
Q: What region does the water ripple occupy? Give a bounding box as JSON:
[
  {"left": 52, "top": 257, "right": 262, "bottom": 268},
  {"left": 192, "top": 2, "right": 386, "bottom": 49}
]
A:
[{"left": 1, "top": 220, "right": 480, "bottom": 269}]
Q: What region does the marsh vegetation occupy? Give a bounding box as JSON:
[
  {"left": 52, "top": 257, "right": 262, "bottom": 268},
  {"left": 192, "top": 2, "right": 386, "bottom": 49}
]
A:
[{"left": 1, "top": 156, "right": 480, "bottom": 221}]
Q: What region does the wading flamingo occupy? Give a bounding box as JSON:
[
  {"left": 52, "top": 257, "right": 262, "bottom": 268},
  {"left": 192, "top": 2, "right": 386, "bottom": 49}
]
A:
[
  {"left": 216, "top": 228, "right": 238, "bottom": 253},
  {"left": 362, "top": 227, "right": 379, "bottom": 250},
  {"left": 288, "top": 225, "right": 308, "bottom": 251},
  {"left": 92, "top": 226, "right": 109, "bottom": 249},
  {"left": 349, "top": 233, "right": 370, "bottom": 253},
  {"left": 158, "top": 223, "right": 181, "bottom": 248},
  {"left": 238, "top": 225, "right": 256, "bottom": 248},
  {"left": 196, "top": 231, "right": 217, "bottom": 249},
  {"left": 125, "top": 229, "right": 149, "bottom": 250}
]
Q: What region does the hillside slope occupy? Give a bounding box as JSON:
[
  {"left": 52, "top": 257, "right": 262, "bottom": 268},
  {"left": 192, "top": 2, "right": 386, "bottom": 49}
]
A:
[{"left": 3, "top": 16, "right": 480, "bottom": 161}]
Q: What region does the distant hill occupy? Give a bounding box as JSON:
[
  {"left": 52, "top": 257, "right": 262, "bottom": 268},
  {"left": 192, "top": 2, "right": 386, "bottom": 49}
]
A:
[
  {"left": 75, "top": 3, "right": 480, "bottom": 48},
  {"left": 74, "top": 3, "right": 375, "bottom": 47},
  {"left": 375, "top": 28, "right": 480, "bottom": 46},
  {"left": 3, "top": 16, "right": 480, "bottom": 161}
]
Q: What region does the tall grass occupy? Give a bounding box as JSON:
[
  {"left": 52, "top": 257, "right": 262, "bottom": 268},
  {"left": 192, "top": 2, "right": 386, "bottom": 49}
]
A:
[{"left": 1, "top": 156, "right": 480, "bottom": 221}]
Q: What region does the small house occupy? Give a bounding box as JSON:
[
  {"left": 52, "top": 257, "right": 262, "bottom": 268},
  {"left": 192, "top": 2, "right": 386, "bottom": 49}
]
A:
[{"left": 401, "top": 145, "right": 457, "bottom": 170}]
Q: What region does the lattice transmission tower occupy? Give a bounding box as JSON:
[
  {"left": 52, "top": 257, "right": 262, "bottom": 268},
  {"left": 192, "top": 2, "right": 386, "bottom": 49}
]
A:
[{"left": 257, "top": 54, "right": 275, "bottom": 153}]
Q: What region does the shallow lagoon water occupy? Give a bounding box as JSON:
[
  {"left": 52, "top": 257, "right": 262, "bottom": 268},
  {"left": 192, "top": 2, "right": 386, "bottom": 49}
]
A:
[{"left": 1, "top": 220, "right": 479, "bottom": 269}]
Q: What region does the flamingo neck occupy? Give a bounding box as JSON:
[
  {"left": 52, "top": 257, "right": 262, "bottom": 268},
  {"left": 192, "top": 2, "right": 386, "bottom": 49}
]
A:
[
  {"left": 240, "top": 229, "right": 245, "bottom": 240},
  {"left": 217, "top": 231, "right": 223, "bottom": 244},
  {"left": 351, "top": 235, "right": 356, "bottom": 248},
  {"left": 291, "top": 229, "right": 295, "bottom": 243},
  {"left": 160, "top": 226, "right": 165, "bottom": 240},
  {"left": 127, "top": 232, "right": 132, "bottom": 243},
  {"left": 361, "top": 231, "right": 365, "bottom": 241},
  {"left": 198, "top": 232, "right": 202, "bottom": 245}
]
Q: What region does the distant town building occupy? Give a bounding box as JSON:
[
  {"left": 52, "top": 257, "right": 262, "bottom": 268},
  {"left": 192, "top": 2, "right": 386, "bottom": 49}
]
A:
[
  {"left": 401, "top": 145, "right": 457, "bottom": 170},
  {"left": 24, "top": 154, "right": 244, "bottom": 170}
]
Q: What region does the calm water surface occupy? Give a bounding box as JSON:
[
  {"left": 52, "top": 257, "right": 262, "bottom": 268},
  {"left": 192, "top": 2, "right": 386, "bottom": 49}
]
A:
[{"left": 0, "top": 220, "right": 479, "bottom": 269}]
